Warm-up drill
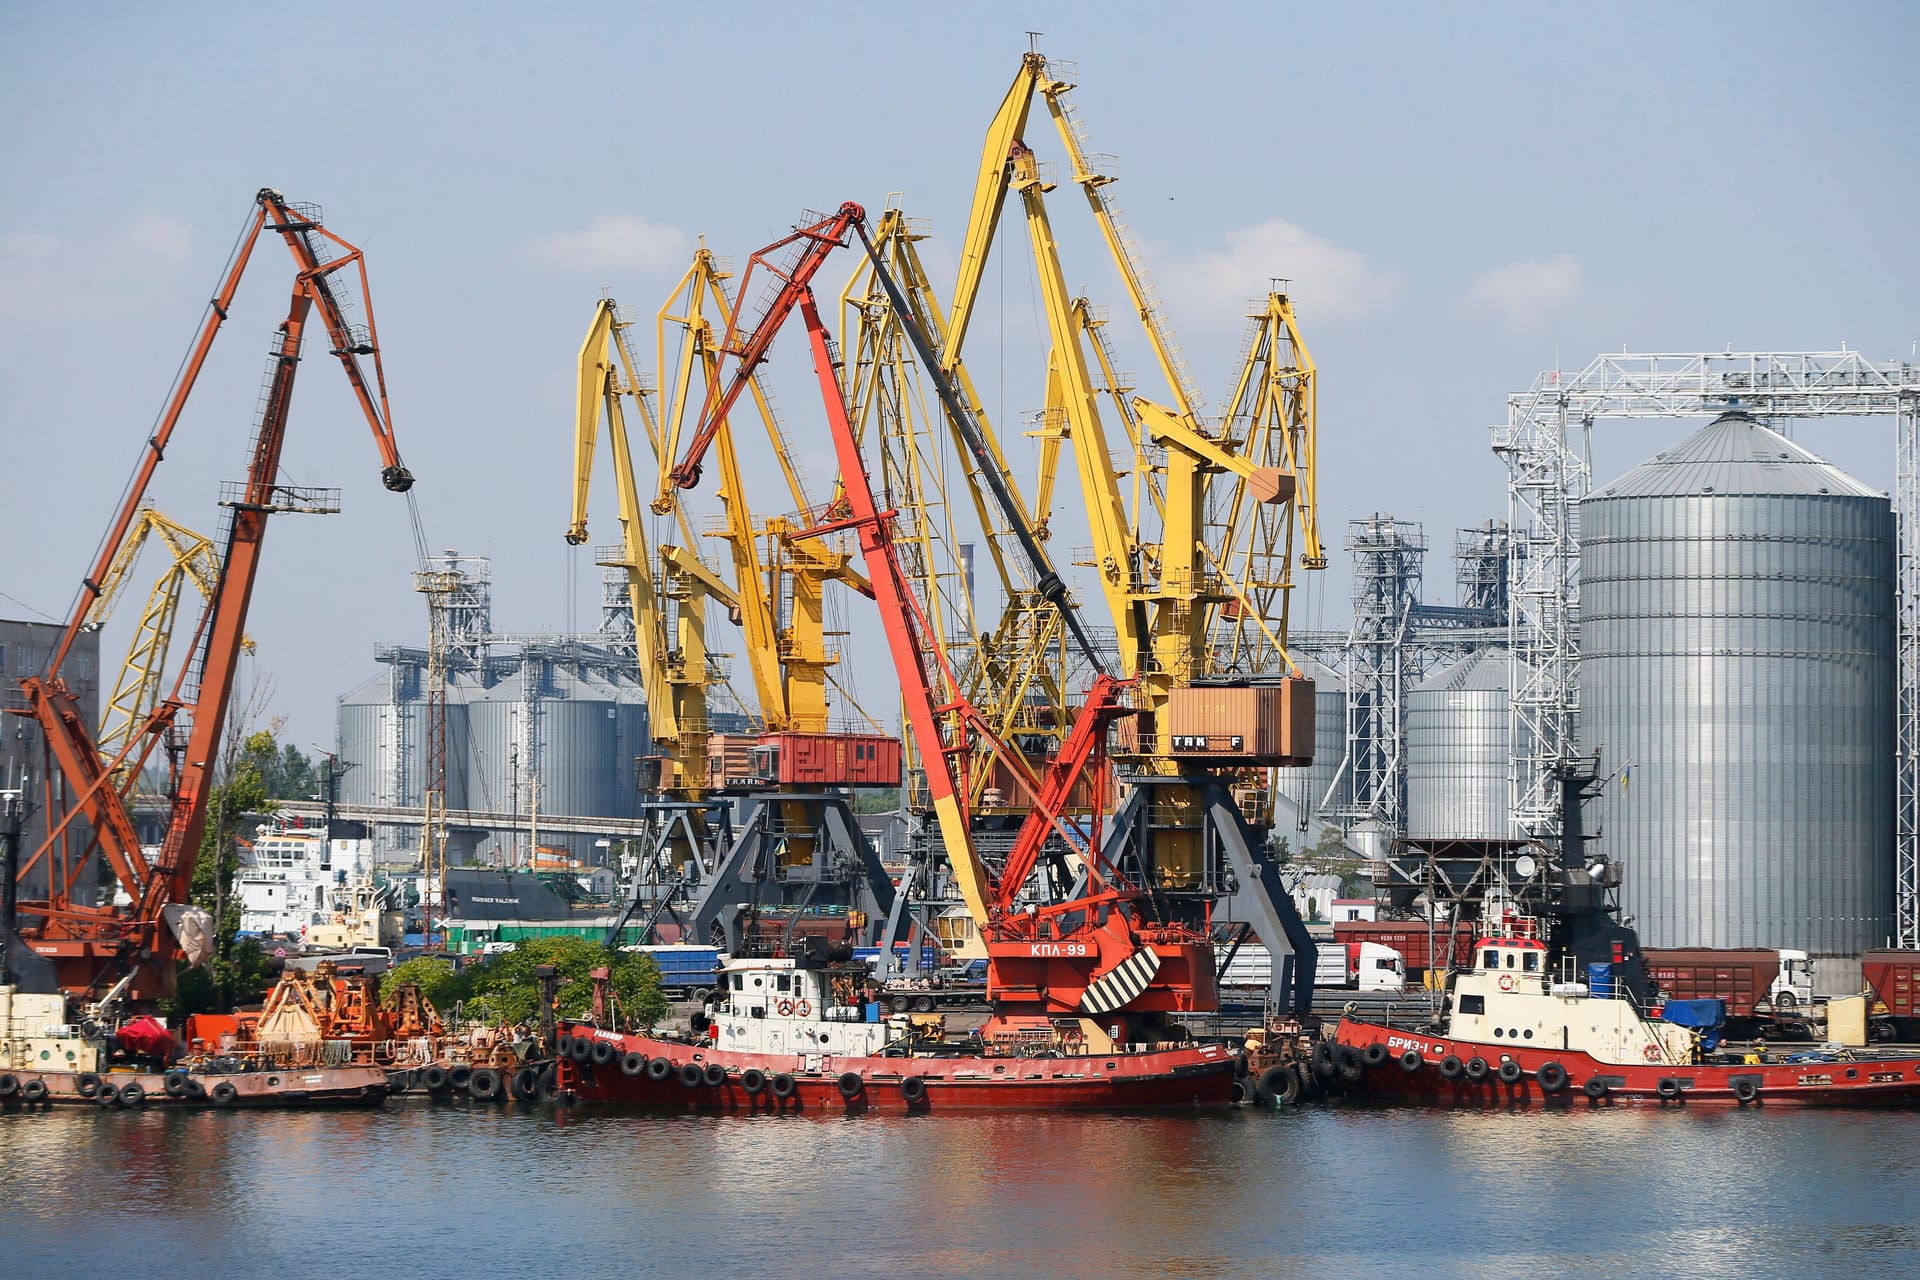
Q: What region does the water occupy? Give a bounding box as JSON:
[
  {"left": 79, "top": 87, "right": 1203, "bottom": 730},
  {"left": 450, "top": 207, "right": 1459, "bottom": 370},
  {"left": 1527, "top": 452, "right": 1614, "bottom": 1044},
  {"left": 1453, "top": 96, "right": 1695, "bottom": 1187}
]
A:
[{"left": 3, "top": 1103, "right": 1917, "bottom": 1279}]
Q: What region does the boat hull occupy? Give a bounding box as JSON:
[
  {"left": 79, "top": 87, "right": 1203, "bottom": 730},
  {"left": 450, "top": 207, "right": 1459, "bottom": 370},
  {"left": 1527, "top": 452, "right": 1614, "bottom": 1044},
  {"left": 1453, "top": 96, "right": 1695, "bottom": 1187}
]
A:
[
  {"left": 0, "top": 1065, "right": 390, "bottom": 1110},
  {"left": 554, "top": 1025, "right": 1234, "bottom": 1113},
  {"left": 1333, "top": 1018, "right": 1920, "bottom": 1108}
]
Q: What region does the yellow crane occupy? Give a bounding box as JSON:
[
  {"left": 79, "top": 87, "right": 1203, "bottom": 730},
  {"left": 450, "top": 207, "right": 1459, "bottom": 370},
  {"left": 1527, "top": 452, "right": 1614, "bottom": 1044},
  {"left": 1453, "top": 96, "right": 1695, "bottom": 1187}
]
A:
[{"left": 83, "top": 506, "right": 245, "bottom": 784}]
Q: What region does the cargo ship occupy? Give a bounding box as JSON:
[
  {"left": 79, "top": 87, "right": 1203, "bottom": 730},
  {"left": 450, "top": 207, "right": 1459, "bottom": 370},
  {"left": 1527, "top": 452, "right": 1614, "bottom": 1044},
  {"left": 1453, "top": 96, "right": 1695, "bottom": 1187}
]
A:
[
  {"left": 1329, "top": 930, "right": 1920, "bottom": 1107},
  {"left": 554, "top": 951, "right": 1235, "bottom": 1112}
]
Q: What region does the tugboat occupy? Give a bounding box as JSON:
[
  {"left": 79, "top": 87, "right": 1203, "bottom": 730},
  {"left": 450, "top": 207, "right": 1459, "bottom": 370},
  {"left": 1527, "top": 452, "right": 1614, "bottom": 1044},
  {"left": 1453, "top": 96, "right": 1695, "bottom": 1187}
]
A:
[
  {"left": 1331, "top": 928, "right": 1920, "bottom": 1107},
  {"left": 554, "top": 948, "right": 1235, "bottom": 1113}
]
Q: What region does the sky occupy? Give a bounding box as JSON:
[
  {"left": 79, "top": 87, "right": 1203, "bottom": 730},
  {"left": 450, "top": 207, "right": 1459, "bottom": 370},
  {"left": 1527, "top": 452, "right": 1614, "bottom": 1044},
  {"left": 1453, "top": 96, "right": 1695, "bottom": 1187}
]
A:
[{"left": 2, "top": 0, "right": 1916, "bottom": 753}]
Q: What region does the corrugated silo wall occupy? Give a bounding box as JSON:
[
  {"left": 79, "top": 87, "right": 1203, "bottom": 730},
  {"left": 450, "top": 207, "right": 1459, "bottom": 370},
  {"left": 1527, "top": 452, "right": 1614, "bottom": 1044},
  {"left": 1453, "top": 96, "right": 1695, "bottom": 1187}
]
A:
[
  {"left": 1405, "top": 649, "right": 1521, "bottom": 842},
  {"left": 1278, "top": 659, "right": 1348, "bottom": 838},
  {"left": 1583, "top": 487, "right": 1895, "bottom": 955}
]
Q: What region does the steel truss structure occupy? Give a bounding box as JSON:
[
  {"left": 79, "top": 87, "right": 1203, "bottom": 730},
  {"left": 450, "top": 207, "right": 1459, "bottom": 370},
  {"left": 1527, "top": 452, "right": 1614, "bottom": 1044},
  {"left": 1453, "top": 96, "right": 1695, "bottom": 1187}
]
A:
[{"left": 1491, "top": 350, "right": 1920, "bottom": 944}]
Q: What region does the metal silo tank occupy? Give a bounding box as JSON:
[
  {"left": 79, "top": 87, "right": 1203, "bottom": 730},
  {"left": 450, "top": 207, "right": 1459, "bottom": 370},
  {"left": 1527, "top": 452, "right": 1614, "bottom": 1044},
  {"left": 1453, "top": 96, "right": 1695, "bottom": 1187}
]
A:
[
  {"left": 1582, "top": 410, "right": 1895, "bottom": 957},
  {"left": 1405, "top": 648, "right": 1524, "bottom": 842},
  {"left": 463, "top": 670, "right": 524, "bottom": 854},
  {"left": 1277, "top": 653, "right": 1349, "bottom": 833}
]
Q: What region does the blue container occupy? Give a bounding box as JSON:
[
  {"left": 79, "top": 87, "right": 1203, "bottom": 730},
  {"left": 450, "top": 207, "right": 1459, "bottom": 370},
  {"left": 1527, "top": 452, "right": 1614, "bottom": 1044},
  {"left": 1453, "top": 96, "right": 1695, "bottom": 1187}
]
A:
[{"left": 1587, "top": 961, "right": 1615, "bottom": 999}]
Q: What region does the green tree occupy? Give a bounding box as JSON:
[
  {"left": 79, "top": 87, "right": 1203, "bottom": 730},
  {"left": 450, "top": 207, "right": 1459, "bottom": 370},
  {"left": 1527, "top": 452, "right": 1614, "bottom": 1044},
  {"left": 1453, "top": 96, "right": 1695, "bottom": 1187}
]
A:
[
  {"left": 168, "top": 759, "right": 277, "bottom": 1019},
  {"left": 460, "top": 936, "right": 667, "bottom": 1030},
  {"left": 380, "top": 956, "right": 465, "bottom": 1010}
]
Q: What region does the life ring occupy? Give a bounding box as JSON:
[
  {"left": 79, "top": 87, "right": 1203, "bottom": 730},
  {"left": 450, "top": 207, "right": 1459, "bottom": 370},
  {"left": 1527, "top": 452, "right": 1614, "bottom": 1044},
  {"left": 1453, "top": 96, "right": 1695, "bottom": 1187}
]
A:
[
  {"left": 741, "top": 1068, "right": 768, "bottom": 1095},
  {"left": 776, "top": 999, "right": 795, "bottom": 1016},
  {"left": 900, "top": 1076, "right": 928, "bottom": 1106},
  {"left": 837, "top": 1071, "right": 865, "bottom": 1100},
  {"left": 1643, "top": 1043, "right": 1662, "bottom": 1063},
  {"left": 620, "top": 1051, "right": 648, "bottom": 1077},
  {"left": 793, "top": 999, "right": 811, "bottom": 1018},
  {"left": 769, "top": 1072, "right": 797, "bottom": 1099},
  {"left": 1498, "top": 974, "right": 1516, "bottom": 992},
  {"left": 646, "top": 1056, "right": 675, "bottom": 1083},
  {"left": 210, "top": 1081, "right": 239, "bottom": 1107}
]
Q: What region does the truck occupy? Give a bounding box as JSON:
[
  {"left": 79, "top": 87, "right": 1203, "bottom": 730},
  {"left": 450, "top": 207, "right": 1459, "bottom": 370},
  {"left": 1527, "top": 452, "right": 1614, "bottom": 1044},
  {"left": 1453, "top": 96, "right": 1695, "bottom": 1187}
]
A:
[
  {"left": 876, "top": 957, "right": 986, "bottom": 1013},
  {"left": 1332, "top": 921, "right": 1475, "bottom": 981},
  {"left": 1641, "top": 947, "right": 1907, "bottom": 1041},
  {"left": 1217, "top": 941, "right": 1404, "bottom": 995},
  {"left": 619, "top": 943, "right": 723, "bottom": 1000}
]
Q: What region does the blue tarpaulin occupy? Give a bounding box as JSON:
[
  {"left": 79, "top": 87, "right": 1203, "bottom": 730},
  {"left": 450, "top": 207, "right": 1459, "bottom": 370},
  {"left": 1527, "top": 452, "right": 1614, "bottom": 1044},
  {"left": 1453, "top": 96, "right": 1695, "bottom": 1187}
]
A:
[{"left": 1660, "top": 998, "right": 1726, "bottom": 1050}]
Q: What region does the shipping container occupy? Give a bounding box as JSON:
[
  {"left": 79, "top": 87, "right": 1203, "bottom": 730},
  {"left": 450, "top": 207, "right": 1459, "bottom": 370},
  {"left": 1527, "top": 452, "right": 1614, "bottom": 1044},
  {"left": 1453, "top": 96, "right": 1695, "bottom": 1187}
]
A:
[
  {"left": 1641, "top": 948, "right": 1781, "bottom": 1018},
  {"left": 707, "top": 734, "right": 760, "bottom": 791},
  {"left": 754, "top": 732, "right": 902, "bottom": 788},
  {"left": 1163, "top": 677, "right": 1314, "bottom": 765},
  {"left": 1332, "top": 920, "right": 1475, "bottom": 976},
  {"left": 978, "top": 751, "right": 1113, "bottom": 812}
]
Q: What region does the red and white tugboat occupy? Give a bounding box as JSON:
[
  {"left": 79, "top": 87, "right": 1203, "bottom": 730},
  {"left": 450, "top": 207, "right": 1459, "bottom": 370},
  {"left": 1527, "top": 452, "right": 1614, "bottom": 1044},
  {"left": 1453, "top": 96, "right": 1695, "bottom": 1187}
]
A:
[
  {"left": 554, "top": 951, "right": 1234, "bottom": 1113},
  {"left": 1332, "top": 930, "right": 1920, "bottom": 1108}
]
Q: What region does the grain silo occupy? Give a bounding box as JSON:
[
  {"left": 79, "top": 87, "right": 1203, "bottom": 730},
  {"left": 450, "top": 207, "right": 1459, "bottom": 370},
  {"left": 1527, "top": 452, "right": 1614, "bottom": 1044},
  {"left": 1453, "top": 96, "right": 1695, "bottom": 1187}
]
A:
[
  {"left": 1581, "top": 409, "right": 1895, "bottom": 959},
  {"left": 1277, "top": 653, "right": 1349, "bottom": 834},
  {"left": 1405, "top": 648, "right": 1524, "bottom": 844}
]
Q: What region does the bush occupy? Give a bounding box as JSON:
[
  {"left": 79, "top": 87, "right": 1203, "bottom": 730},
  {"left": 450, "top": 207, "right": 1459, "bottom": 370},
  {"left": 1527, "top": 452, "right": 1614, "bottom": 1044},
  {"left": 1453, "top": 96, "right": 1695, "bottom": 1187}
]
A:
[
  {"left": 457, "top": 936, "right": 667, "bottom": 1030},
  {"left": 379, "top": 956, "right": 464, "bottom": 1010}
]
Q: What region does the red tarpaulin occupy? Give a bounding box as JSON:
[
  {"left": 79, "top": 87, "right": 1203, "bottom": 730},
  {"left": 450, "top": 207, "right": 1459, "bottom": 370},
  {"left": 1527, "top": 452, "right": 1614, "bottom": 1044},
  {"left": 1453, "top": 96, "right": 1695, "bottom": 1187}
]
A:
[{"left": 116, "top": 1015, "right": 175, "bottom": 1057}]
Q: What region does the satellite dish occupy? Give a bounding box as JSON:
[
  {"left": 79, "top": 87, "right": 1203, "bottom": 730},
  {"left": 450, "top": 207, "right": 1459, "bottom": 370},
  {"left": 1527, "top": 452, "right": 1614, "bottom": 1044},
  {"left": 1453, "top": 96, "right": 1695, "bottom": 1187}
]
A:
[{"left": 1514, "top": 854, "right": 1538, "bottom": 879}]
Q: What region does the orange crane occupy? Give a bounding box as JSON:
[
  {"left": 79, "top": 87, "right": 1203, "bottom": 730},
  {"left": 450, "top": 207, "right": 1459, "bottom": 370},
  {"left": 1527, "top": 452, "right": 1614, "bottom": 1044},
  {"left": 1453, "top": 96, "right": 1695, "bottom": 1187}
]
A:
[{"left": 8, "top": 188, "right": 413, "bottom": 1003}]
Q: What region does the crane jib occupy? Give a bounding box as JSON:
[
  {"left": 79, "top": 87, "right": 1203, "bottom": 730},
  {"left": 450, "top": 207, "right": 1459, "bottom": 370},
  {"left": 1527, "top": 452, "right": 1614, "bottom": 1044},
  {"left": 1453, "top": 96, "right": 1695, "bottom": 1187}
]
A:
[{"left": 851, "top": 223, "right": 1107, "bottom": 677}]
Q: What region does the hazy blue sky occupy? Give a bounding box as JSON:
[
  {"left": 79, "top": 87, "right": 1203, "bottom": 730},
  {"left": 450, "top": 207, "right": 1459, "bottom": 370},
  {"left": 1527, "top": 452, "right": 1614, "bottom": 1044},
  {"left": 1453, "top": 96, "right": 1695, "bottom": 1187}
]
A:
[{"left": 3, "top": 0, "right": 1915, "bottom": 751}]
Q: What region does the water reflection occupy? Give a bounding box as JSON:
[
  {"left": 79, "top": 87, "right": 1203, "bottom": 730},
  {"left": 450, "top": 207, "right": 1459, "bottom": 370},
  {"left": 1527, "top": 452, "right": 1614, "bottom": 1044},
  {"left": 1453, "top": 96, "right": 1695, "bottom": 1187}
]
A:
[{"left": 2, "top": 1103, "right": 1915, "bottom": 1280}]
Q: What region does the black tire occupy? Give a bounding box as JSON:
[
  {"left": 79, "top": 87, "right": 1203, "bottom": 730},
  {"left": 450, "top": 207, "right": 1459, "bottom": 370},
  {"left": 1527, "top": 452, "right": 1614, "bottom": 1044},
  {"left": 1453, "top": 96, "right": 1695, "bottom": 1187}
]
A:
[
  {"left": 210, "top": 1081, "right": 238, "bottom": 1107},
  {"left": 510, "top": 1067, "right": 540, "bottom": 1101},
  {"left": 690, "top": 987, "right": 712, "bottom": 1006},
  {"left": 1230, "top": 1078, "right": 1250, "bottom": 1105},
  {"left": 184, "top": 1079, "right": 207, "bottom": 1100},
  {"left": 1293, "top": 1062, "right": 1320, "bottom": 1102},
  {"left": 422, "top": 1065, "right": 449, "bottom": 1092},
  {"left": 702, "top": 1063, "right": 726, "bottom": 1089},
  {"left": 1335, "top": 1044, "right": 1364, "bottom": 1083},
  {"left": 689, "top": 1012, "right": 710, "bottom": 1036},
  {"left": 1361, "top": 1042, "right": 1391, "bottom": 1069},
  {"left": 448, "top": 1065, "right": 472, "bottom": 1091},
  {"left": 537, "top": 1064, "right": 558, "bottom": 1101},
  {"left": 1399, "top": 1049, "right": 1424, "bottom": 1073},
  {"left": 23, "top": 1079, "right": 48, "bottom": 1103},
  {"left": 620, "top": 1051, "right": 648, "bottom": 1077},
  {"left": 1583, "top": 1076, "right": 1609, "bottom": 1100},
  {"left": 1655, "top": 1077, "right": 1682, "bottom": 1100},
  {"left": 1537, "top": 1061, "right": 1569, "bottom": 1094},
  {"left": 119, "top": 1081, "right": 145, "bottom": 1108},
  {"left": 1232, "top": 1052, "right": 1250, "bottom": 1080},
  {"left": 646, "top": 1057, "right": 674, "bottom": 1083},
  {"left": 163, "top": 1072, "right": 189, "bottom": 1098},
  {"left": 1734, "top": 1079, "right": 1759, "bottom": 1105},
  {"left": 741, "top": 1068, "right": 767, "bottom": 1095},
  {"left": 1310, "top": 1040, "right": 1338, "bottom": 1081},
  {"left": 75, "top": 1072, "right": 102, "bottom": 1099},
  {"left": 1439, "top": 1055, "right": 1465, "bottom": 1081},
  {"left": 677, "top": 1062, "right": 703, "bottom": 1088},
  {"left": 387, "top": 1070, "right": 412, "bottom": 1095},
  {"left": 837, "top": 1071, "right": 864, "bottom": 1100},
  {"left": 555, "top": 1035, "right": 574, "bottom": 1060},
  {"left": 0, "top": 1073, "right": 17, "bottom": 1097},
  {"left": 888, "top": 995, "right": 911, "bottom": 1014},
  {"left": 97, "top": 1081, "right": 121, "bottom": 1107},
  {"left": 1774, "top": 990, "right": 1797, "bottom": 1008},
  {"left": 468, "top": 1069, "right": 502, "bottom": 1102},
  {"left": 900, "top": 1076, "right": 928, "bottom": 1106},
  {"left": 1497, "top": 1060, "right": 1523, "bottom": 1085},
  {"left": 1465, "top": 1056, "right": 1490, "bottom": 1083},
  {"left": 1259, "top": 1064, "right": 1300, "bottom": 1106},
  {"left": 590, "top": 1039, "right": 618, "bottom": 1068},
  {"left": 911, "top": 995, "right": 935, "bottom": 1013},
  {"left": 569, "top": 1037, "right": 593, "bottom": 1063},
  {"left": 769, "top": 1072, "right": 796, "bottom": 1099}
]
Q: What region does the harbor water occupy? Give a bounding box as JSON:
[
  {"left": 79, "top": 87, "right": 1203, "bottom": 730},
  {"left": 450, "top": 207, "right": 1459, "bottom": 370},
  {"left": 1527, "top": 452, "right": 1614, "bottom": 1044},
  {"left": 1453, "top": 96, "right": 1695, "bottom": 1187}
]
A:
[{"left": 4, "top": 1104, "right": 1917, "bottom": 1279}]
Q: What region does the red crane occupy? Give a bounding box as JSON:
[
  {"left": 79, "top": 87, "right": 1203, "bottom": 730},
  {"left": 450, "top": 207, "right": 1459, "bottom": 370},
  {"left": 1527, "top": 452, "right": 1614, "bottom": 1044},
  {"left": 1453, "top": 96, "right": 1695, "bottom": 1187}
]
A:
[
  {"left": 671, "top": 204, "right": 1215, "bottom": 1049},
  {"left": 9, "top": 188, "right": 413, "bottom": 1004}
]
